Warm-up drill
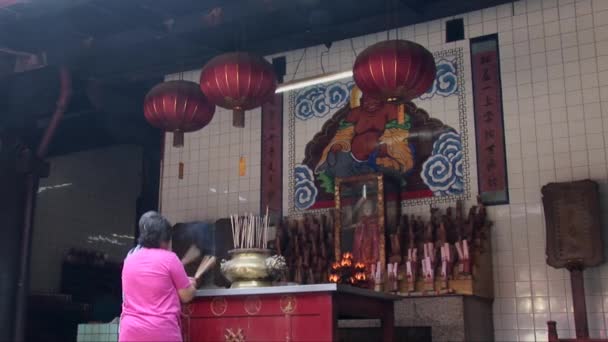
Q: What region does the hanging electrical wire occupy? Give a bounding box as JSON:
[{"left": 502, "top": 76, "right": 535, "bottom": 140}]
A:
[
  {"left": 291, "top": 48, "right": 307, "bottom": 81},
  {"left": 320, "top": 47, "right": 329, "bottom": 74},
  {"left": 350, "top": 39, "right": 358, "bottom": 58}
]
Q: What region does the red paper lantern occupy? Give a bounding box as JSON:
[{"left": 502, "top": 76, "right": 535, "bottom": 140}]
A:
[
  {"left": 199, "top": 52, "right": 277, "bottom": 127},
  {"left": 144, "top": 80, "right": 215, "bottom": 147},
  {"left": 353, "top": 40, "right": 436, "bottom": 102}
]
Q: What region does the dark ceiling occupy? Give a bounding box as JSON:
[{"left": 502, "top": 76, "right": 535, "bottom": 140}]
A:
[
  {"left": 0, "top": 0, "right": 514, "bottom": 82},
  {"left": 0, "top": 0, "right": 514, "bottom": 156}
]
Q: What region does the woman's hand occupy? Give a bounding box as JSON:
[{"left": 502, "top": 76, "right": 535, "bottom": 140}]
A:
[
  {"left": 179, "top": 277, "right": 198, "bottom": 303},
  {"left": 188, "top": 277, "right": 197, "bottom": 288}
]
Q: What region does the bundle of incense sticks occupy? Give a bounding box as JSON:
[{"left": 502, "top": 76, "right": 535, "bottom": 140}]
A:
[
  {"left": 406, "top": 247, "right": 417, "bottom": 280},
  {"left": 387, "top": 262, "right": 398, "bottom": 293},
  {"left": 181, "top": 244, "right": 201, "bottom": 265},
  {"left": 195, "top": 255, "right": 217, "bottom": 279},
  {"left": 422, "top": 242, "right": 435, "bottom": 282},
  {"left": 371, "top": 261, "right": 383, "bottom": 284},
  {"left": 454, "top": 239, "right": 471, "bottom": 273},
  {"left": 229, "top": 207, "right": 270, "bottom": 249},
  {"left": 440, "top": 243, "right": 452, "bottom": 279}
]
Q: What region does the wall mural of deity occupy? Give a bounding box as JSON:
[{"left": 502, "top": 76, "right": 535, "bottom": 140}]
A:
[{"left": 289, "top": 48, "right": 469, "bottom": 214}]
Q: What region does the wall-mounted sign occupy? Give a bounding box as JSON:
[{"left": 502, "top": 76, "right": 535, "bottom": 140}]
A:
[
  {"left": 260, "top": 95, "right": 283, "bottom": 216},
  {"left": 470, "top": 34, "right": 509, "bottom": 205}
]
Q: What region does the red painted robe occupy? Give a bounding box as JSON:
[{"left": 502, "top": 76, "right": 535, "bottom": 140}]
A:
[{"left": 352, "top": 215, "right": 380, "bottom": 266}]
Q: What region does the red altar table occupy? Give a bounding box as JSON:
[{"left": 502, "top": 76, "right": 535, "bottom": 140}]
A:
[{"left": 182, "top": 284, "right": 399, "bottom": 342}]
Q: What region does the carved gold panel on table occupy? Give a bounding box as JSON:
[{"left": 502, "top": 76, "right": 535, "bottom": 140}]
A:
[
  {"left": 224, "top": 328, "right": 245, "bottom": 342},
  {"left": 280, "top": 295, "right": 297, "bottom": 314},
  {"left": 542, "top": 179, "right": 603, "bottom": 268},
  {"left": 244, "top": 296, "right": 261, "bottom": 315},
  {"left": 211, "top": 297, "right": 228, "bottom": 316}
]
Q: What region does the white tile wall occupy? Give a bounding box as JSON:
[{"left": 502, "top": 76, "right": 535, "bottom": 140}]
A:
[
  {"left": 77, "top": 322, "right": 119, "bottom": 342},
  {"left": 161, "top": 71, "right": 262, "bottom": 221},
  {"left": 161, "top": 0, "right": 608, "bottom": 340}
]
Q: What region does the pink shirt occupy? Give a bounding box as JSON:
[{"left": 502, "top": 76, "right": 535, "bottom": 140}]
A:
[{"left": 120, "top": 248, "right": 191, "bottom": 342}]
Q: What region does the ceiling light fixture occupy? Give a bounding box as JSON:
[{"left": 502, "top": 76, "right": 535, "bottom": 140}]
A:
[{"left": 275, "top": 70, "right": 353, "bottom": 93}]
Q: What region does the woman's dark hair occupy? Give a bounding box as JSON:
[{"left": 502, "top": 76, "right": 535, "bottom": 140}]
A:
[
  {"left": 138, "top": 214, "right": 172, "bottom": 248},
  {"left": 139, "top": 211, "right": 159, "bottom": 235}
]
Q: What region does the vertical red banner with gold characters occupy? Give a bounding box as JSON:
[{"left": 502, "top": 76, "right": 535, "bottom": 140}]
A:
[
  {"left": 261, "top": 94, "right": 283, "bottom": 216},
  {"left": 471, "top": 34, "right": 509, "bottom": 205}
]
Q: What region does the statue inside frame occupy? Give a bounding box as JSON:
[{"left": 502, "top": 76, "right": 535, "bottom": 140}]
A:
[{"left": 334, "top": 173, "right": 386, "bottom": 274}]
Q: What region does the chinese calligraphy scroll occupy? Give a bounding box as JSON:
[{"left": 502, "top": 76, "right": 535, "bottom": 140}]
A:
[
  {"left": 261, "top": 94, "right": 283, "bottom": 216},
  {"left": 471, "top": 34, "right": 509, "bottom": 205}
]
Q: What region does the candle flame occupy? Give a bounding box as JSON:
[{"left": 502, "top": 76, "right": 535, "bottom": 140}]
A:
[
  {"left": 355, "top": 272, "right": 367, "bottom": 281},
  {"left": 340, "top": 258, "right": 352, "bottom": 267}
]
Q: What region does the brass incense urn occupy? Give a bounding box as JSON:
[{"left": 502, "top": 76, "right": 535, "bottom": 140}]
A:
[{"left": 221, "top": 248, "right": 285, "bottom": 288}]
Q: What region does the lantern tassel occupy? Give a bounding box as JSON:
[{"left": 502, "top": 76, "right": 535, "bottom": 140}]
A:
[
  {"left": 173, "top": 131, "right": 185, "bottom": 147},
  {"left": 233, "top": 108, "right": 245, "bottom": 128}
]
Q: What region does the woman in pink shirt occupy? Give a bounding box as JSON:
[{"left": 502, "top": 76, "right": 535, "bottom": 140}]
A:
[{"left": 120, "top": 213, "right": 196, "bottom": 342}]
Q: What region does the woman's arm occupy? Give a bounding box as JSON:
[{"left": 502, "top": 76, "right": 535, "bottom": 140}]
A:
[
  {"left": 177, "top": 277, "right": 197, "bottom": 303},
  {"left": 168, "top": 253, "right": 197, "bottom": 303}
]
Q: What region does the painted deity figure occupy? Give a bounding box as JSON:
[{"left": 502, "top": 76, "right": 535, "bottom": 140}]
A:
[
  {"left": 315, "top": 91, "right": 415, "bottom": 181},
  {"left": 351, "top": 200, "right": 380, "bottom": 267}
]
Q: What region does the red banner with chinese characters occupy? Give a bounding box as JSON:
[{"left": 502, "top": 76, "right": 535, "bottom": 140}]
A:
[
  {"left": 471, "top": 34, "right": 509, "bottom": 205},
  {"left": 261, "top": 94, "right": 283, "bottom": 216}
]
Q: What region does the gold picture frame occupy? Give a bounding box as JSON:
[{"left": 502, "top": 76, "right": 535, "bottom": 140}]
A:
[{"left": 334, "top": 173, "right": 385, "bottom": 270}]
